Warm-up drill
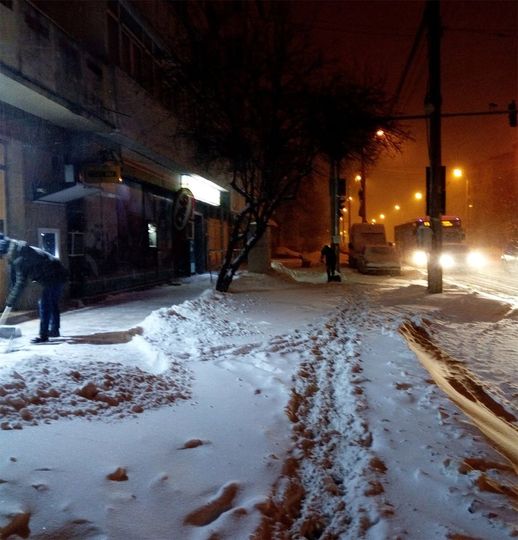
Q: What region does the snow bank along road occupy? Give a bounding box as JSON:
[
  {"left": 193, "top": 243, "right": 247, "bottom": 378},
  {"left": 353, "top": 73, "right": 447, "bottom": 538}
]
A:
[{"left": 0, "top": 266, "right": 517, "bottom": 539}]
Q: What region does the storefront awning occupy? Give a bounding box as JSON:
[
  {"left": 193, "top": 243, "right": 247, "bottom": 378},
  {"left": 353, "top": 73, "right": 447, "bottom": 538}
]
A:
[{"left": 37, "top": 183, "right": 101, "bottom": 203}]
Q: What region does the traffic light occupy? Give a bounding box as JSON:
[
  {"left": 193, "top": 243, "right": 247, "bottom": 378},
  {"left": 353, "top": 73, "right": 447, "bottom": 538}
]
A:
[{"left": 508, "top": 100, "right": 517, "bottom": 127}]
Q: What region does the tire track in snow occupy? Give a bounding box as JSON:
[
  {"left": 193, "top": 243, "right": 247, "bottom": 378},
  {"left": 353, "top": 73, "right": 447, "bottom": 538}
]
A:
[{"left": 400, "top": 320, "right": 518, "bottom": 503}]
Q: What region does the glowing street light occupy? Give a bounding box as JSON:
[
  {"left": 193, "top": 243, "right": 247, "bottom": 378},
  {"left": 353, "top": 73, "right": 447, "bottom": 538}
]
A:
[
  {"left": 394, "top": 204, "right": 401, "bottom": 211},
  {"left": 414, "top": 192, "right": 423, "bottom": 201},
  {"left": 379, "top": 213, "right": 385, "bottom": 220},
  {"left": 355, "top": 174, "right": 362, "bottom": 182},
  {"left": 453, "top": 167, "right": 463, "bottom": 178}
]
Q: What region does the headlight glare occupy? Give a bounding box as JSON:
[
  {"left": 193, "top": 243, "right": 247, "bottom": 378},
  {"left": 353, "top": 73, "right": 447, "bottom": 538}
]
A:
[
  {"left": 412, "top": 250, "right": 428, "bottom": 266},
  {"left": 467, "top": 251, "right": 486, "bottom": 268}
]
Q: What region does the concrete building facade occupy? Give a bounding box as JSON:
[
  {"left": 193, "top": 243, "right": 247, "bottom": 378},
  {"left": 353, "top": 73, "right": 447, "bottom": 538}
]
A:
[{"left": 0, "top": 0, "right": 232, "bottom": 307}]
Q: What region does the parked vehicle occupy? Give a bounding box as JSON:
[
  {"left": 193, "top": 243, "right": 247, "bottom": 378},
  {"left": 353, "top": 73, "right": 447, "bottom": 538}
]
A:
[
  {"left": 349, "top": 223, "right": 400, "bottom": 274},
  {"left": 357, "top": 244, "right": 401, "bottom": 275}
]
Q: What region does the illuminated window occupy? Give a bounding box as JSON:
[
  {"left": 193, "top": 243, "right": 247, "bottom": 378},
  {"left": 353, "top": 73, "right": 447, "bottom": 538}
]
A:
[
  {"left": 39, "top": 228, "right": 60, "bottom": 259},
  {"left": 147, "top": 222, "right": 157, "bottom": 248}
]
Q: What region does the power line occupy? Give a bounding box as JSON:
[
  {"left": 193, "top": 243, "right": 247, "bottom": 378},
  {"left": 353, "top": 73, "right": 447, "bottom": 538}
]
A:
[{"left": 393, "top": 5, "right": 427, "bottom": 108}]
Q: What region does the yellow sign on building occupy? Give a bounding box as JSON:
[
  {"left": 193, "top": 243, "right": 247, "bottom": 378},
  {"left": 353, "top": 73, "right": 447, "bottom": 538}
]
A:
[{"left": 81, "top": 163, "right": 122, "bottom": 184}]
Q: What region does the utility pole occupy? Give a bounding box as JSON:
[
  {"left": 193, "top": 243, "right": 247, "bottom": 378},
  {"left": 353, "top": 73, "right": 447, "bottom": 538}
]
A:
[
  {"left": 329, "top": 158, "right": 340, "bottom": 272},
  {"left": 425, "top": 0, "right": 443, "bottom": 293}
]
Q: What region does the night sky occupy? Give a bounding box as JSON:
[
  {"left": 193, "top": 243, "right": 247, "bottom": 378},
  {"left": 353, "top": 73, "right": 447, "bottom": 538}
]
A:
[{"left": 297, "top": 0, "right": 518, "bottom": 239}]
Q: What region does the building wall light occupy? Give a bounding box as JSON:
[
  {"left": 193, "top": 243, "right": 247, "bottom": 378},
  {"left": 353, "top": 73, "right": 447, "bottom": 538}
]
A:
[{"left": 180, "top": 174, "right": 227, "bottom": 206}]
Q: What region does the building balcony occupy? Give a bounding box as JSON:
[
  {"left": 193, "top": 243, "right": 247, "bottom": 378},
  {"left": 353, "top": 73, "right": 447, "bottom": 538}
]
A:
[{"left": 0, "top": 0, "right": 115, "bottom": 132}]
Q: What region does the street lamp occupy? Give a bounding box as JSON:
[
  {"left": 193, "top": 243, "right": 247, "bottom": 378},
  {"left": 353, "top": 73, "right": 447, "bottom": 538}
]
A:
[{"left": 453, "top": 167, "right": 463, "bottom": 179}]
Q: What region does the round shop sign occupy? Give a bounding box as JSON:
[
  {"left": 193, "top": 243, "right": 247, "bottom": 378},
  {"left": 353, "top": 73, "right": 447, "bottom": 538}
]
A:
[{"left": 173, "top": 188, "right": 195, "bottom": 231}]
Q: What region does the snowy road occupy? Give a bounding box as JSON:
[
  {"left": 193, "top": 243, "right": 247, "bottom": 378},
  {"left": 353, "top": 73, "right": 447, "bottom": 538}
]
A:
[
  {"left": 403, "top": 260, "right": 518, "bottom": 305},
  {"left": 447, "top": 267, "right": 518, "bottom": 304}
]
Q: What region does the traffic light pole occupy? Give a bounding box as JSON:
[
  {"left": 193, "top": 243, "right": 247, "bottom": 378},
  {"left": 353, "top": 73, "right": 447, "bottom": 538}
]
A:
[
  {"left": 426, "top": 0, "right": 443, "bottom": 294},
  {"left": 329, "top": 158, "right": 340, "bottom": 273}
]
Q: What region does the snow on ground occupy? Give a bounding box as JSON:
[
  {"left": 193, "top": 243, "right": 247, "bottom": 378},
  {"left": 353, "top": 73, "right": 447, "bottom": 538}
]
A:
[{"left": 0, "top": 264, "right": 517, "bottom": 539}]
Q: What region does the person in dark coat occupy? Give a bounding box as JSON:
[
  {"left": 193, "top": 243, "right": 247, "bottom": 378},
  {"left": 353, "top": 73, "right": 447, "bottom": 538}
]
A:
[
  {"left": 0, "top": 235, "right": 68, "bottom": 343},
  {"left": 320, "top": 244, "right": 337, "bottom": 282}
]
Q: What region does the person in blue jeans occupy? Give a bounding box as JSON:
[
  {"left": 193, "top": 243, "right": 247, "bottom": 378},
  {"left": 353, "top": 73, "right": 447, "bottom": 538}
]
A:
[{"left": 0, "top": 234, "right": 68, "bottom": 343}]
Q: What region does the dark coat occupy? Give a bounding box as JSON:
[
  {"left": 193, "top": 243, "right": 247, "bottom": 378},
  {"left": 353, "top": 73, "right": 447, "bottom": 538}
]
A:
[
  {"left": 321, "top": 245, "right": 337, "bottom": 265},
  {"left": 6, "top": 241, "right": 68, "bottom": 308}
]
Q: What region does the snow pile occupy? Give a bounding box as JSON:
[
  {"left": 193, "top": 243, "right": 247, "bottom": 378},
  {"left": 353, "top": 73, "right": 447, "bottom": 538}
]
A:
[
  {"left": 140, "top": 289, "right": 264, "bottom": 358},
  {"left": 0, "top": 355, "right": 191, "bottom": 429}
]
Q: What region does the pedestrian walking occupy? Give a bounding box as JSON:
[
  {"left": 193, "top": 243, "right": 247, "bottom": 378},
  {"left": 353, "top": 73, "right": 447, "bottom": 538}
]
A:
[
  {"left": 320, "top": 244, "right": 337, "bottom": 282},
  {"left": 0, "top": 235, "right": 68, "bottom": 343}
]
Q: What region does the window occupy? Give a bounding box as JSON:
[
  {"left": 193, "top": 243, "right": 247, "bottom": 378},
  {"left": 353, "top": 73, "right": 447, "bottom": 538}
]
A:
[
  {"left": 147, "top": 222, "right": 157, "bottom": 248},
  {"left": 39, "top": 228, "right": 60, "bottom": 258},
  {"left": 106, "top": 4, "right": 164, "bottom": 95}
]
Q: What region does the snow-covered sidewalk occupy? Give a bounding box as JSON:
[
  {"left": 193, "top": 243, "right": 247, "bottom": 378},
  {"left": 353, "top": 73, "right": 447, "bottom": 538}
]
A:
[{"left": 0, "top": 265, "right": 517, "bottom": 539}]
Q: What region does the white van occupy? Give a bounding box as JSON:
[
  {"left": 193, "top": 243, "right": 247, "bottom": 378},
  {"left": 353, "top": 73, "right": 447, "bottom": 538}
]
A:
[{"left": 349, "top": 223, "right": 400, "bottom": 274}]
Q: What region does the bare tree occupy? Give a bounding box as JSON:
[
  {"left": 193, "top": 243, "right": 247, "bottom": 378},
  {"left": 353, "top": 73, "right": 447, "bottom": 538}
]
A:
[{"left": 167, "top": 1, "right": 406, "bottom": 291}]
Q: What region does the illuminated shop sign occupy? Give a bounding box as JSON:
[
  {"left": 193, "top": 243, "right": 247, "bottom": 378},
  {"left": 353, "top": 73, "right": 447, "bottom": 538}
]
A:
[
  {"left": 180, "top": 174, "right": 226, "bottom": 206},
  {"left": 173, "top": 188, "right": 195, "bottom": 231},
  {"left": 81, "top": 162, "right": 122, "bottom": 184}
]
